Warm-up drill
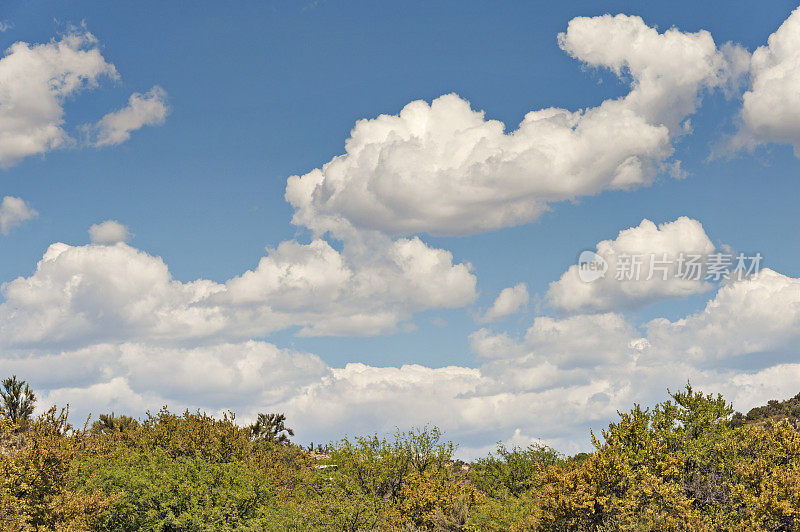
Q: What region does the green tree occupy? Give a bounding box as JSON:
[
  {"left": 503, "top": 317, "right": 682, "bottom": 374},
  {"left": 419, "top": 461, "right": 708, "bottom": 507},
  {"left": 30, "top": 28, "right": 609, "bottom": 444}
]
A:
[
  {"left": 91, "top": 412, "right": 139, "bottom": 434},
  {"left": 472, "top": 442, "right": 562, "bottom": 498},
  {"left": 661, "top": 383, "right": 734, "bottom": 514},
  {"left": 249, "top": 412, "right": 294, "bottom": 444},
  {"left": 0, "top": 375, "right": 36, "bottom": 426},
  {"left": 324, "top": 425, "right": 468, "bottom": 528}
]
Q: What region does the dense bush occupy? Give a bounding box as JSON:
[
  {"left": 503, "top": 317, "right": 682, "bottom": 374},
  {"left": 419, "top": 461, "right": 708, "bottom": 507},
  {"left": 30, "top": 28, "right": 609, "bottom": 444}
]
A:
[
  {"left": 3, "top": 380, "right": 800, "bottom": 530},
  {"left": 472, "top": 443, "right": 562, "bottom": 499},
  {"left": 0, "top": 407, "right": 117, "bottom": 531},
  {"left": 321, "top": 426, "right": 483, "bottom": 530},
  {"left": 510, "top": 385, "right": 800, "bottom": 531}
]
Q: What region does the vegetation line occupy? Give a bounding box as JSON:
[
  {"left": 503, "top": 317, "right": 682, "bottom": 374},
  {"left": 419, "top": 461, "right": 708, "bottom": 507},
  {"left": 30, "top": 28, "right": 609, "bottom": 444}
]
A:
[{"left": 2, "top": 376, "right": 800, "bottom": 530}]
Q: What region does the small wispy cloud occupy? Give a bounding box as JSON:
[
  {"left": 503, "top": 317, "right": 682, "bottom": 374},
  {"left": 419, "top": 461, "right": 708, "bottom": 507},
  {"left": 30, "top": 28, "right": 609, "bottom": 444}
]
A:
[
  {"left": 0, "top": 196, "right": 38, "bottom": 235},
  {"left": 84, "top": 86, "right": 169, "bottom": 147},
  {"left": 301, "top": 0, "right": 326, "bottom": 12},
  {"left": 478, "top": 283, "right": 529, "bottom": 323}
]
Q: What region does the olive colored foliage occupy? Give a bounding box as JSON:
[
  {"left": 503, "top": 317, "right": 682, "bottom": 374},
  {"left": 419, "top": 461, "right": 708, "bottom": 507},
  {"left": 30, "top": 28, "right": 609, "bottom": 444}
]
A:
[
  {"left": 0, "top": 407, "right": 118, "bottom": 531},
  {"left": 512, "top": 384, "right": 800, "bottom": 531},
  {"left": 91, "top": 413, "right": 139, "bottom": 435},
  {"left": 319, "top": 425, "right": 483, "bottom": 530},
  {"left": 3, "top": 376, "right": 800, "bottom": 530},
  {"left": 731, "top": 392, "right": 800, "bottom": 429}
]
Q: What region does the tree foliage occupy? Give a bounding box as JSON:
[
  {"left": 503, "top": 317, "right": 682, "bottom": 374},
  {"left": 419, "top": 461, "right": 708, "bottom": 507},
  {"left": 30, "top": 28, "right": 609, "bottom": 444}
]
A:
[
  {"left": 0, "top": 406, "right": 117, "bottom": 530},
  {"left": 91, "top": 412, "right": 139, "bottom": 435},
  {"left": 0, "top": 375, "right": 36, "bottom": 427},
  {"left": 472, "top": 443, "right": 562, "bottom": 498},
  {"left": 3, "top": 375, "right": 800, "bottom": 530},
  {"left": 248, "top": 412, "right": 294, "bottom": 445}
]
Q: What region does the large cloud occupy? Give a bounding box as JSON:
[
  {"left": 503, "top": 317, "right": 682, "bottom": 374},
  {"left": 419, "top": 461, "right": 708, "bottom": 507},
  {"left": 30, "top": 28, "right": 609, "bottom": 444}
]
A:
[
  {"left": 0, "top": 236, "right": 664, "bottom": 452},
  {"left": 734, "top": 6, "right": 800, "bottom": 154},
  {"left": 16, "top": 337, "right": 800, "bottom": 459},
  {"left": 286, "top": 15, "right": 744, "bottom": 237},
  {"left": 0, "top": 233, "right": 475, "bottom": 348},
  {"left": 470, "top": 313, "right": 645, "bottom": 401},
  {"left": 547, "top": 217, "right": 716, "bottom": 313},
  {"left": 645, "top": 268, "right": 800, "bottom": 363},
  {"left": 2, "top": 341, "right": 330, "bottom": 419},
  {"left": 222, "top": 235, "right": 476, "bottom": 337},
  {"left": 11, "top": 337, "right": 628, "bottom": 454},
  {"left": 0, "top": 242, "right": 226, "bottom": 349}
]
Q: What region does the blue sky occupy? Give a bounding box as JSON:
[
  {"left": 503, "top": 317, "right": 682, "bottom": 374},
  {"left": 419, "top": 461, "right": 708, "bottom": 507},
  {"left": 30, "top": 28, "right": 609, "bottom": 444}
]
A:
[{"left": 3, "top": 1, "right": 800, "bottom": 455}]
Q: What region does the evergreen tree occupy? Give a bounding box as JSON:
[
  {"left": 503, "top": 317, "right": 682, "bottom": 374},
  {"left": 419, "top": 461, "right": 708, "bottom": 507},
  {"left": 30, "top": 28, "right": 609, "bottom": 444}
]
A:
[
  {"left": 0, "top": 375, "right": 36, "bottom": 426},
  {"left": 249, "top": 413, "right": 294, "bottom": 444},
  {"left": 91, "top": 412, "right": 139, "bottom": 434}
]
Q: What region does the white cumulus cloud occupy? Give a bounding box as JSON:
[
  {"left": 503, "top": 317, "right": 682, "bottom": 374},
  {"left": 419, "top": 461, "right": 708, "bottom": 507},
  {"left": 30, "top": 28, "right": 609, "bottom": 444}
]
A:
[
  {"left": 0, "top": 31, "right": 118, "bottom": 167},
  {"left": 547, "top": 217, "right": 716, "bottom": 313},
  {"left": 286, "top": 14, "right": 744, "bottom": 237},
  {"left": 733, "top": 7, "right": 800, "bottom": 155},
  {"left": 645, "top": 268, "right": 800, "bottom": 362},
  {"left": 0, "top": 231, "right": 475, "bottom": 348},
  {"left": 2, "top": 340, "right": 330, "bottom": 420}
]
